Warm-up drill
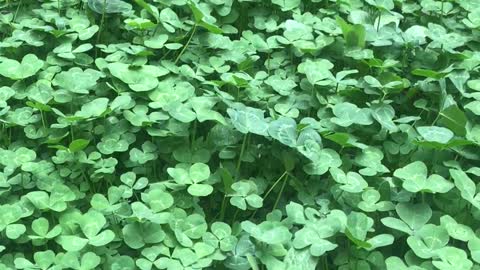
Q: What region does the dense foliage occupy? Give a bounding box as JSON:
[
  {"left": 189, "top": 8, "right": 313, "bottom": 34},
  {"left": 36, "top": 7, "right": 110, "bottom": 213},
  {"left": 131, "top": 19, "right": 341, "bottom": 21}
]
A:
[{"left": 0, "top": 0, "right": 480, "bottom": 269}]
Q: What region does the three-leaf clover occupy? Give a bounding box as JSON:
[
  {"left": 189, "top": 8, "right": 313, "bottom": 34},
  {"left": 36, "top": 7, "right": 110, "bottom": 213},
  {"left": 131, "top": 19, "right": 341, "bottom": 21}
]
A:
[
  {"left": 393, "top": 161, "right": 454, "bottom": 193},
  {"left": 168, "top": 163, "right": 213, "bottom": 197}
]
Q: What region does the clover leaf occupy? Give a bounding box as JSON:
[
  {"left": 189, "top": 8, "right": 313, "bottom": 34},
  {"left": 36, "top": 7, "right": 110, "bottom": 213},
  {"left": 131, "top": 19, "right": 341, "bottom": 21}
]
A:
[
  {"left": 88, "top": 0, "right": 132, "bottom": 14},
  {"left": 229, "top": 181, "right": 263, "bottom": 210},
  {"left": 0, "top": 54, "right": 43, "bottom": 80},
  {"left": 241, "top": 220, "right": 292, "bottom": 245},
  {"left": 330, "top": 168, "right": 368, "bottom": 193},
  {"left": 394, "top": 161, "right": 454, "bottom": 193},
  {"left": 227, "top": 103, "right": 269, "bottom": 136},
  {"left": 304, "top": 148, "right": 342, "bottom": 175},
  {"left": 381, "top": 203, "right": 432, "bottom": 235},
  {"left": 53, "top": 67, "right": 103, "bottom": 94},
  {"left": 331, "top": 102, "right": 373, "bottom": 127},
  {"left": 108, "top": 62, "right": 169, "bottom": 92}
]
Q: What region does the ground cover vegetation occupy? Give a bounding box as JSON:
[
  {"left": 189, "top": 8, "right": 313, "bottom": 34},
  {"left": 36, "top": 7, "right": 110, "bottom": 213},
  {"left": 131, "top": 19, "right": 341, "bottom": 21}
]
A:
[{"left": 0, "top": 0, "right": 480, "bottom": 269}]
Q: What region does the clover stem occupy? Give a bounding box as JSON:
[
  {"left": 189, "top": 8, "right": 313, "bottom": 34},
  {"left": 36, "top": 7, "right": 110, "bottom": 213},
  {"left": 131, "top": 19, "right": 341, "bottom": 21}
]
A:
[
  {"left": 40, "top": 110, "right": 47, "bottom": 129},
  {"left": 5, "top": 126, "right": 11, "bottom": 146},
  {"left": 152, "top": 159, "right": 158, "bottom": 179},
  {"left": 235, "top": 133, "right": 249, "bottom": 180},
  {"left": 380, "top": 91, "right": 386, "bottom": 102},
  {"left": 83, "top": 171, "right": 94, "bottom": 193},
  {"left": 323, "top": 255, "right": 329, "bottom": 270},
  {"left": 376, "top": 11, "right": 381, "bottom": 32},
  {"left": 272, "top": 174, "right": 288, "bottom": 211},
  {"left": 263, "top": 171, "right": 288, "bottom": 200},
  {"left": 105, "top": 175, "right": 113, "bottom": 190},
  {"left": 95, "top": 0, "right": 107, "bottom": 58},
  {"left": 219, "top": 195, "right": 228, "bottom": 221},
  {"left": 431, "top": 111, "right": 441, "bottom": 125},
  {"left": 57, "top": 0, "right": 61, "bottom": 15},
  {"left": 70, "top": 124, "right": 75, "bottom": 142},
  {"left": 231, "top": 208, "right": 240, "bottom": 224},
  {"left": 266, "top": 52, "right": 271, "bottom": 75},
  {"left": 191, "top": 120, "right": 197, "bottom": 148},
  {"left": 174, "top": 23, "right": 197, "bottom": 64},
  {"left": 249, "top": 171, "right": 288, "bottom": 220},
  {"left": 12, "top": 0, "right": 23, "bottom": 23}
]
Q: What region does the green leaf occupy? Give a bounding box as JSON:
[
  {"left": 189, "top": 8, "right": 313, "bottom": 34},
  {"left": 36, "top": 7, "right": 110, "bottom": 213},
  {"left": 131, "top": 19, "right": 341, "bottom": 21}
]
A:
[
  {"left": 407, "top": 224, "right": 449, "bottom": 259},
  {"left": 268, "top": 117, "right": 298, "bottom": 147},
  {"left": 242, "top": 221, "right": 292, "bottom": 245},
  {"left": 227, "top": 103, "right": 269, "bottom": 136},
  {"left": 188, "top": 2, "right": 223, "bottom": 34},
  {"left": 146, "top": 189, "right": 174, "bottom": 212},
  {"left": 412, "top": 68, "right": 449, "bottom": 79},
  {"left": 0, "top": 54, "right": 43, "bottom": 80},
  {"left": 52, "top": 67, "right": 103, "bottom": 94},
  {"left": 6, "top": 224, "right": 26, "bottom": 239},
  {"left": 108, "top": 62, "right": 168, "bottom": 92},
  {"left": 396, "top": 203, "right": 432, "bottom": 231},
  {"left": 76, "top": 98, "right": 109, "bottom": 119},
  {"left": 336, "top": 16, "right": 366, "bottom": 48},
  {"left": 438, "top": 105, "right": 468, "bottom": 136},
  {"left": 80, "top": 210, "right": 106, "bottom": 238},
  {"left": 304, "top": 148, "right": 342, "bottom": 175},
  {"left": 450, "top": 169, "right": 476, "bottom": 202},
  {"left": 394, "top": 161, "right": 453, "bottom": 193},
  {"left": 370, "top": 103, "right": 398, "bottom": 132},
  {"left": 417, "top": 126, "right": 454, "bottom": 144},
  {"left": 465, "top": 101, "right": 480, "bottom": 116},
  {"left": 187, "top": 183, "right": 214, "bottom": 196},
  {"left": 432, "top": 247, "right": 473, "bottom": 270},
  {"left": 331, "top": 102, "right": 373, "bottom": 127},
  {"left": 69, "top": 139, "right": 90, "bottom": 152},
  {"left": 347, "top": 212, "right": 373, "bottom": 242},
  {"left": 299, "top": 59, "right": 334, "bottom": 86},
  {"left": 88, "top": 0, "right": 132, "bottom": 14},
  {"left": 440, "top": 215, "right": 475, "bottom": 242},
  {"left": 272, "top": 0, "right": 301, "bottom": 11},
  {"left": 56, "top": 235, "right": 89, "bottom": 251}
]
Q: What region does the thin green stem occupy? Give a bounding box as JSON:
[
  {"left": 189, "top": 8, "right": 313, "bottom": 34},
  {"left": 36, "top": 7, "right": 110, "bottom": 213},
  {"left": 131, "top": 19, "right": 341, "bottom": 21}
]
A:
[
  {"left": 95, "top": 0, "right": 107, "bottom": 58},
  {"left": 191, "top": 120, "right": 197, "bottom": 148},
  {"left": 219, "top": 195, "right": 228, "bottom": 221},
  {"left": 266, "top": 52, "right": 271, "bottom": 75},
  {"left": 70, "top": 124, "right": 75, "bottom": 142},
  {"left": 153, "top": 159, "right": 158, "bottom": 179},
  {"left": 175, "top": 24, "right": 197, "bottom": 64},
  {"left": 40, "top": 110, "right": 46, "bottom": 129},
  {"left": 431, "top": 111, "right": 441, "bottom": 125},
  {"left": 323, "top": 255, "right": 329, "bottom": 270},
  {"left": 376, "top": 11, "right": 382, "bottom": 32},
  {"left": 250, "top": 171, "right": 288, "bottom": 220},
  {"left": 12, "top": 0, "right": 23, "bottom": 23},
  {"left": 263, "top": 171, "right": 288, "bottom": 200},
  {"left": 235, "top": 133, "right": 249, "bottom": 180},
  {"left": 83, "top": 172, "right": 94, "bottom": 193},
  {"left": 272, "top": 174, "right": 288, "bottom": 211},
  {"left": 231, "top": 208, "right": 240, "bottom": 224},
  {"left": 7, "top": 127, "right": 12, "bottom": 146}
]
